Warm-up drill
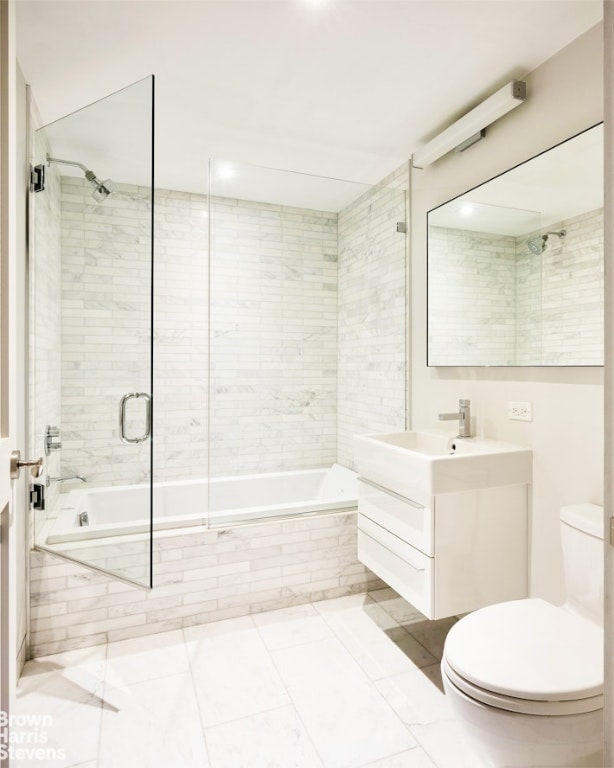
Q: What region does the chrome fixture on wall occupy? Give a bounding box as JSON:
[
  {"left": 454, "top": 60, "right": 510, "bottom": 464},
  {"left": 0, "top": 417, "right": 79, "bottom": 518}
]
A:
[
  {"left": 412, "top": 81, "right": 527, "bottom": 168},
  {"left": 46, "top": 475, "right": 87, "bottom": 487},
  {"left": 44, "top": 425, "right": 62, "bottom": 455},
  {"left": 527, "top": 229, "right": 567, "bottom": 255},
  {"left": 438, "top": 399, "right": 472, "bottom": 438},
  {"left": 44, "top": 153, "right": 116, "bottom": 201}
]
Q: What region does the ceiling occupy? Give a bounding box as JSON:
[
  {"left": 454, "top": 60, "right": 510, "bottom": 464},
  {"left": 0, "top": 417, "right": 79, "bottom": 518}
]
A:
[{"left": 16, "top": 0, "right": 603, "bottom": 198}]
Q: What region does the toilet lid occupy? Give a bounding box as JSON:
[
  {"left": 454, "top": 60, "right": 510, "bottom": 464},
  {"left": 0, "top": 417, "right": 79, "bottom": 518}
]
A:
[{"left": 443, "top": 599, "right": 603, "bottom": 702}]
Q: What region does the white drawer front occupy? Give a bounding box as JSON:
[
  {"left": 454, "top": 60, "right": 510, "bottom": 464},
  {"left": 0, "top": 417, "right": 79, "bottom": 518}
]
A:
[
  {"left": 357, "top": 520, "right": 433, "bottom": 618},
  {"left": 358, "top": 479, "right": 433, "bottom": 556}
]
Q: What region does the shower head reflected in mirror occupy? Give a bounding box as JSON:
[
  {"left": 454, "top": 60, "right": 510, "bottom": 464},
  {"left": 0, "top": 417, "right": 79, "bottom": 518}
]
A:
[
  {"left": 527, "top": 229, "right": 566, "bottom": 254},
  {"left": 46, "top": 154, "right": 115, "bottom": 202}
]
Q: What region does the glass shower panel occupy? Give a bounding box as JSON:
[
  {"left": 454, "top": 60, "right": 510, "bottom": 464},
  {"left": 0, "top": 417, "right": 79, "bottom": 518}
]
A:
[
  {"left": 208, "top": 160, "right": 407, "bottom": 526},
  {"left": 30, "top": 77, "right": 154, "bottom": 588}
]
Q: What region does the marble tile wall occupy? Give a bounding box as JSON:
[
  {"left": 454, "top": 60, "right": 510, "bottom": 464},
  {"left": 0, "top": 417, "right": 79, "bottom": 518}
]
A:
[
  {"left": 60, "top": 182, "right": 341, "bottom": 484},
  {"left": 209, "top": 198, "right": 339, "bottom": 475},
  {"left": 427, "top": 227, "right": 517, "bottom": 366},
  {"left": 428, "top": 208, "right": 603, "bottom": 365},
  {"left": 518, "top": 208, "right": 603, "bottom": 365},
  {"left": 337, "top": 167, "right": 408, "bottom": 469},
  {"left": 30, "top": 172, "right": 406, "bottom": 654},
  {"left": 59, "top": 177, "right": 152, "bottom": 487},
  {"left": 29, "top": 510, "right": 383, "bottom": 657}
]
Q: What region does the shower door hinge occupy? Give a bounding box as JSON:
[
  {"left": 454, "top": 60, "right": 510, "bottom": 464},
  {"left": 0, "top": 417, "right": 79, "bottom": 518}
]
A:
[
  {"left": 29, "top": 483, "right": 45, "bottom": 511},
  {"left": 30, "top": 163, "right": 45, "bottom": 193},
  {"left": 396, "top": 222, "right": 407, "bottom": 233}
]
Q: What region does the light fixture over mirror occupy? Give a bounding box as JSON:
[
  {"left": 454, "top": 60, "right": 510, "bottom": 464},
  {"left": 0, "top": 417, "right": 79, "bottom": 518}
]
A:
[
  {"left": 412, "top": 81, "right": 527, "bottom": 169},
  {"left": 427, "top": 123, "right": 603, "bottom": 367}
]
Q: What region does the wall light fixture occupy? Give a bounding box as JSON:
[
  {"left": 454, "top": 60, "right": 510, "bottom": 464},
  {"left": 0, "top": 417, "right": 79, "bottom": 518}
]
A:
[{"left": 412, "top": 80, "right": 527, "bottom": 169}]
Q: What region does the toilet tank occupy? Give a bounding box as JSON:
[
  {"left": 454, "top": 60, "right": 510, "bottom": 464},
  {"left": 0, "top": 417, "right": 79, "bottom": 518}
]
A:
[{"left": 560, "top": 503, "right": 604, "bottom": 624}]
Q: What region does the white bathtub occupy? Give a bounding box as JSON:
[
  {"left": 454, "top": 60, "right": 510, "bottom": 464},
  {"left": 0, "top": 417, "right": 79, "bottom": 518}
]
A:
[{"left": 45, "top": 464, "right": 357, "bottom": 544}]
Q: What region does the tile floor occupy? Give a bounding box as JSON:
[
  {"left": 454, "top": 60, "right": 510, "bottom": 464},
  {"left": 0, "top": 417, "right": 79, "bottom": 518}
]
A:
[{"left": 14, "top": 588, "right": 470, "bottom": 768}]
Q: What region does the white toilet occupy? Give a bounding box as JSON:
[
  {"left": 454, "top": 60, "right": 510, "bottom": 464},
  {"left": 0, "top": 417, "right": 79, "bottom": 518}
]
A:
[{"left": 441, "top": 503, "right": 604, "bottom": 768}]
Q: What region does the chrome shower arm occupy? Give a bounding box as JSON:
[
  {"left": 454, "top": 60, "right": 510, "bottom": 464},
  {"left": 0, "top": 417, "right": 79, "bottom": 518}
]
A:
[{"left": 46, "top": 154, "right": 90, "bottom": 174}]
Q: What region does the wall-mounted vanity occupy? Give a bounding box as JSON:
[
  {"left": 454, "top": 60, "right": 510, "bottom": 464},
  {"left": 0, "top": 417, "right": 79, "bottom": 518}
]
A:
[
  {"left": 355, "top": 430, "right": 532, "bottom": 619},
  {"left": 427, "top": 123, "right": 603, "bottom": 367}
]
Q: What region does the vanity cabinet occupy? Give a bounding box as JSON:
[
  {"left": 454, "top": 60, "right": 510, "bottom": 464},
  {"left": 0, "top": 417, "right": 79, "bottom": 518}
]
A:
[{"left": 357, "top": 477, "right": 528, "bottom": 619}]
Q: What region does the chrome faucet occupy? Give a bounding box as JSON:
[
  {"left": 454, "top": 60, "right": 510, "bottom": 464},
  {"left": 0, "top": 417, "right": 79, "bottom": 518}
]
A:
[
  {"left": 438, "top": 399, "right": 472, "bottom": 438},
  {"left": 46, "top": 475, "right": 86, "bottom": 487}
]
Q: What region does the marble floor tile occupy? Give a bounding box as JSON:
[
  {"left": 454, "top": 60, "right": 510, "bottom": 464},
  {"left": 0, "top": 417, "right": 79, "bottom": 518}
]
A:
[
  {"left": 409, "top": 720, "right": 471, "bottom": 768},
  {"left": 98, "top": 672, "right": 209, "bottom": 768},
  {"left": 20, "top": 645, "right": 107, "bottom": 685},
  {"left": 402, "top": 619, "right": 458, "bottom": 661},
  {"left": 205, "top": 704, "right": 323, "bottom": 768},
  {"left": 16, "top": 594, "right": 464, "bottom": 768},
  {"left": 368, "top": 589, "right": 425, "bottom": 626},
  {"left": 185, "top": 615, "right": 290, "bottom": 728},
  {"left": 252, "top": 603, "right": 333, "bottom": 650},
  {"left": 375, "top": 664, "right": 453, "bottom": 727},
  {"left": 316, "top": 598, "right": 437, "bottom": 680},
  {"left": 105, "top": 628, "right": 189, "bottom": 688},
  {"left": 360, "top": 748, "right": 437, "bottom": 767},
  {"left": 315, "top": 592, "right": 400, "bottom": 632},
  {"left": 272, "top": 637, "right": 416, "bottom": 768},
  {"left": 15, "top": 671, "right": 104, "bottom": 767}
]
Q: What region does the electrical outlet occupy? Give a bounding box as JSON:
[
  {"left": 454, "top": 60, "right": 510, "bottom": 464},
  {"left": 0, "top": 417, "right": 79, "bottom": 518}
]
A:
[{"left": 508, "top": 401, "right": 532, "bottom": 422}]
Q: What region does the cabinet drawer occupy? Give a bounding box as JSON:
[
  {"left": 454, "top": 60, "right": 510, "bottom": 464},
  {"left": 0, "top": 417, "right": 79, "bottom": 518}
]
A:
[
  {"left": 358, "top": 479, "right": 433, "bottom": 556},
  {"left": 357, "top": 525, "right": 433, "bottom": 618}
]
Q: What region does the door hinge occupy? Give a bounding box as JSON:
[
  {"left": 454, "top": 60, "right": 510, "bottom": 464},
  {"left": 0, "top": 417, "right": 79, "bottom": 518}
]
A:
[
  {"left": 30, "top": 483, "right": 45, "bottom": 511},
  {"left": 30, "top": 163, "right": 45, "bottom": 193}
]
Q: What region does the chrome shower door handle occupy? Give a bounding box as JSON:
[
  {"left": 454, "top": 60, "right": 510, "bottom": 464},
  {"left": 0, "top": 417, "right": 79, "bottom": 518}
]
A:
[{"left": 119, "top": 392, "right": 152, "bottom": 444}]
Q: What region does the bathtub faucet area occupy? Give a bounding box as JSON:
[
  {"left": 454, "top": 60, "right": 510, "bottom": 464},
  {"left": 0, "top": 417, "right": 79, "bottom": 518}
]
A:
[{"left": 47, "top": 474, "right": 87, "bottom": 487}]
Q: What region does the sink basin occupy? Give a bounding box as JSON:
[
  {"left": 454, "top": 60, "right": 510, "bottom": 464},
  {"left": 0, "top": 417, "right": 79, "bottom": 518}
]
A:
[{"left": 354, "top": 430, "right": 532, "bottom": 505}]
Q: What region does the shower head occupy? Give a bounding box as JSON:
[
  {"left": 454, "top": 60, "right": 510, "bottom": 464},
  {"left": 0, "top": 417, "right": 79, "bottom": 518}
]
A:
[
  {"left": 527, "top": 235, "right": 546, "bottom": 254},
  {"left": 84, "top": 169, "right": 114, "bottom": 202},
  {"left": 46, "top": 154, "right": 115, "bottom": 202},
  {"left": 527, "top": 229, "right": 566, "bottom": 254}
]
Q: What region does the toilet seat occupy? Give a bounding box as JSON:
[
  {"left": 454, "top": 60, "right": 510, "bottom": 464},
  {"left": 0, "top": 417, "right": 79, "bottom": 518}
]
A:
[{"left": 443, "top": 598, "right": 603, "bottom": 715}]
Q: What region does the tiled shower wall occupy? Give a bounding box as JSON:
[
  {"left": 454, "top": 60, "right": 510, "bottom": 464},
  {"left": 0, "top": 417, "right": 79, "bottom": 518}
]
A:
[
  {"left": 518, "top": 209, "right": 604, "bottom": 365},
  {"left": 428, "top": 207, "right": 603, "bottom": 365},
  {"left": 29, "top": 169, "right": 406, "bottom": 654},
  {"left": 337, "top": 168, "right": 408, "bottom": 468},
  {"left": 56, "top": 172, "right": 409, "bottom": 484},
  {"left": 209, "top": 198, "right": 339, "bottom": 476},
  {"left": 427, "top": 227, "right": 517, "bottom": 366}
]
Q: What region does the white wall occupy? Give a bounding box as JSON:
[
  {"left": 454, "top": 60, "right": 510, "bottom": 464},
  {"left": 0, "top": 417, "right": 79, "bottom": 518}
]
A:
[{"left": 411, "top": 23, "right": 604, "bottom": 603}]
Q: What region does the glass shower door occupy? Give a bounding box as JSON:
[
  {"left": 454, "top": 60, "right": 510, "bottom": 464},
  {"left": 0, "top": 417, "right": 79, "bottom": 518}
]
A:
[{"left": 30, "top": 76, "right": 155, "bottom": 588}]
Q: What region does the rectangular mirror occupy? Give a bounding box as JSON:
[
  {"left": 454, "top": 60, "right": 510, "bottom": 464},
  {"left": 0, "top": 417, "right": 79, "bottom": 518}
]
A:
[{"left": 427, "top": 123, "right": 603, "bottom": 366}]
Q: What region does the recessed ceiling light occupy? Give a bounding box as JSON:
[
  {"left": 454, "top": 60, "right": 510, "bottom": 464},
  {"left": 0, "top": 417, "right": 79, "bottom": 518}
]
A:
[
  {"left": 216, "top": 164, "right": 234, "bottom": 180},
  {"left": 460, "top": 204, "right": 474, "bottom": 216}
]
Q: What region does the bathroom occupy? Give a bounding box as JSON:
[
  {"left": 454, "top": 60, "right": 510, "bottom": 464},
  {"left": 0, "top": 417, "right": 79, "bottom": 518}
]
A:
[{"left": 1, "top": 0, "right": 612, "bottom": 766}]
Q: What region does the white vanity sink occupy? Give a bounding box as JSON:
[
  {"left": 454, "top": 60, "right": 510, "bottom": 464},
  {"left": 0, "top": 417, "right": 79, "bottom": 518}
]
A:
[
  {"left": 354, "top": 430, "right": 532, "bottom": 507},
  {"left": 355, "top": 429, "right": 532, "bottom": 619}
]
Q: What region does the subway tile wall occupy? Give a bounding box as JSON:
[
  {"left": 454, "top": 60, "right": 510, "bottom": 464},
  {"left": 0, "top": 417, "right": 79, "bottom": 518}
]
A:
[
  {"left": 60, "top": 178, "right": 152, "bottom": 487},
  {"left": 29, "top": 510, "right": 383, "bottom": 657},
  {"left": 209, "top": 198, "right": 339, "bottom": 475},
  {"left": 337, "top": 168, "right": 408, "bottom": 468},
  {"left": 428, "top": 208, "right": 603, "bottom": 366},
  {"left": 520, "top": 209, "right": 604, "bottom": 365},
  {"left": 30, "top": 168, "right": 407, "bottom": 653},
  {"left": 427, "top": 227, "right": 517, "bottom": 366}
]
